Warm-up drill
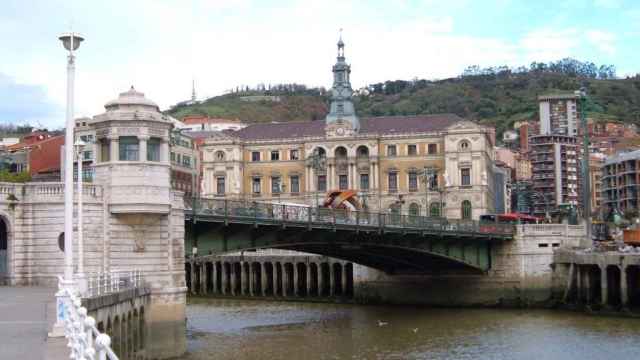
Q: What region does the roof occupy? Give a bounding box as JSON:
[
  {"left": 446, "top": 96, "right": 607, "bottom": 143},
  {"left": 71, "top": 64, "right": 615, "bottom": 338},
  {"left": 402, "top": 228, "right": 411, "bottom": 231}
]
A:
[
  {"left": 234, "top": 114, "right": 463, "bottom": 141},
  {"left": 182, "top": 116, "right": 243, "bottom": 125},
  {"left": 605, "top": 149, "right": 640, "bottom": 165},
  {"left": 104, "top": 86, "right": 159, "bottom": 111},
  {"left": 538, "top": 93, "right": 579, "bottom": 101}
]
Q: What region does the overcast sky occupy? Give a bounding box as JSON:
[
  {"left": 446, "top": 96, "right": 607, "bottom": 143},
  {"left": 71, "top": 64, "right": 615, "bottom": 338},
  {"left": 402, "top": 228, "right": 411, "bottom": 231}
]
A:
[{"left": 1, "top": 0, "right": 639, "bottom": 128}]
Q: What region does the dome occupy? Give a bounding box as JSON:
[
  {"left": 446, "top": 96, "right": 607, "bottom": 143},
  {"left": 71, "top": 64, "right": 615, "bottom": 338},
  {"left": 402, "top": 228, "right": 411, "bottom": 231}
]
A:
[{"left": 104, "top": 86, "right": 159, "bottom": 111}]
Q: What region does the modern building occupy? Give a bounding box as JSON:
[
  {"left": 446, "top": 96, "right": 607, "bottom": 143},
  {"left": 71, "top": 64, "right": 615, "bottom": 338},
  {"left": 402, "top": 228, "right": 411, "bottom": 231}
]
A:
[
  {"left": 602, "top": 150, "right": 640, "bottom": 217},
  {"left": 538, "top": 93, "right": 580, "bottom": 136},
  {"left": 529, "top": 134, "right": 581, "bottom": 217},
  {"left": 493, "top": 163, "right": 511, "bottom": 214},
  {"left": 200, "top": 37, "right": 497, "bottom": 220},
  {"left": 511, "top": 180, "right": 533, "bottom": 214},
  {"left": 180, "top": 115, "right": 246, "bottom": 132}
]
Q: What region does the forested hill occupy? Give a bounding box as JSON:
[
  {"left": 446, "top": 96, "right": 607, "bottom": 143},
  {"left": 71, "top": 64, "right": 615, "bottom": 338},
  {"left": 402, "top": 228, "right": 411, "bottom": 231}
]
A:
[{"left": 167, "top": 58, "right": 640, "bottom": 138}]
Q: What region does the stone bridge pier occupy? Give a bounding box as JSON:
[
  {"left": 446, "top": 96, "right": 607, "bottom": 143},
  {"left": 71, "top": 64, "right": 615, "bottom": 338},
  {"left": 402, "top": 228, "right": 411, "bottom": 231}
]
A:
[{"left": 187, "top": 254, "right": 354, "bottom": 300}]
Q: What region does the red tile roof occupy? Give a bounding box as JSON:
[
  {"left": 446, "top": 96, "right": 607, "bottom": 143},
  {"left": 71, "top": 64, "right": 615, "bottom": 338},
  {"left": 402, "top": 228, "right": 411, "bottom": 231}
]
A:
[{"left": 234, "top": 114, "right": 463, "bottom": 141}]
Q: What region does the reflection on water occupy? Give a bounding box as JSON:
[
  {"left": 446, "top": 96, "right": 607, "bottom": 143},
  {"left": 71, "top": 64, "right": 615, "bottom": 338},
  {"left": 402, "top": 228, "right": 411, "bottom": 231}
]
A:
[{"left": 181, "top": 298, "right": 640, "bottom": 360}]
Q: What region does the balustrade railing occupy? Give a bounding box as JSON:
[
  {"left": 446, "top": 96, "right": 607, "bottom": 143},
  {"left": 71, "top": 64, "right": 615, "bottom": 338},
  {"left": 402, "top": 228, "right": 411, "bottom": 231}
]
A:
[
  {"left": 58, "top": 276, "right": 119, "bottom": 360},
  {"left": 86, "top": 269, "right": 143, "bottom": 298},
  {"left": 189, "top": 198, "right": 515, "bottom": 236}
]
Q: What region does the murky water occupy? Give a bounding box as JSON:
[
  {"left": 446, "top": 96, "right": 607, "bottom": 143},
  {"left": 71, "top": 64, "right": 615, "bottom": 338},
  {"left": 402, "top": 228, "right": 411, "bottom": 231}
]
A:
[{"left": 181, "top": 298, "right": 640, "bottom": 360}]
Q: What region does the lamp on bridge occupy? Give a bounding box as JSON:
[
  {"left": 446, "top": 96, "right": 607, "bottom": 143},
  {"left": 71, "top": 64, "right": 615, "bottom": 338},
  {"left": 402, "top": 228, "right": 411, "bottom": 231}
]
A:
[{"left": 50, "top": 31, "right": 85, "bottom": 338}]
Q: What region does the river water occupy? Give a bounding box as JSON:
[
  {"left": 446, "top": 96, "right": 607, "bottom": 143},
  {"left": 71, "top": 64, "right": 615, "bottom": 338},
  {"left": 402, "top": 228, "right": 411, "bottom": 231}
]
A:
[{"left": 181, "top": 298, "right": 640, "bottom": 360}]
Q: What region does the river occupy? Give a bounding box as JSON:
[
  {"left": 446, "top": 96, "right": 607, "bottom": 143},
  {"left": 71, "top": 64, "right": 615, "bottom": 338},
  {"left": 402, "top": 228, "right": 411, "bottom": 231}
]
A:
[{"left": 181, "top": 298, "right": 640, "bottom": 360}]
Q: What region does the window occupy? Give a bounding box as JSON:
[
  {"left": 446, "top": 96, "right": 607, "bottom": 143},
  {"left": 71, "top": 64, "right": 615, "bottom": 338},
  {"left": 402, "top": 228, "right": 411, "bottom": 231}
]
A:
[
  {"left": 215, "top": 151, "right": 225, "bottom": 161},
  {"left": 271, "top": 177, "right": 281, "bottom": 194},
  {"left": 290, "top": 175, "right": 300, "bottom": 193},
  {"left": 459, "top": 140, "right": 470, "bottom": 151},
  {"left": 176, "top": 154, "right": 182, "bottom": 164},
  {"left": 409, "top": 203, "right": 420, "bottom": 216},
  {"left": 182, "top": 156, "right": 192, "bottom": 168},
  {"left": 83, "top": 150, "right": 92, "bottom": 161},
  {"left": 339, "top": 175, "right": 348, "bottom": 190},
  {"left": 408, "top": 144, "right": 417, "bottom": 156},
  {"left": 428, "top": 144, "right": 437, "bottom": 155},
  {"left": 100, "top": 139, "right": 110, "bottom": 162},
  {"left": 428, "top": 170, "right": 439, "bottom": 189},
  {"left": 337, "top": 102, "right": 344, "bottom": 113},
  {"left": 461, "top": 200, "right": 472, "bottom": 220},
  {"left": 290, "top": 149, "right": 299, "bottom": 160},
  {"left": 271, "top": 151, "right": 280, "bottom": 161},
  {"left": 317, "top": 175, "right": 327, "bottom": 192},
  {"left": 360, "top": 174, "right": 369, "bottom": 190},
  {"left": 461, "top": 168, "right": 471, "bottom": 186},
  {"left": 408, "top": 172, "right": 418, "bottom": 192},
  {"left": 430, "top": 203, "right": 441, "bottom": 217},
  {"left": 388, "top": 172, "right": 398, "bottom": 192},
  {"left": 387, "top": 145, "right": 397, "bottom": 157},
  {"left": 216, "top": 177, "right": 225, "bottom": 195},
  {"left": 147, "top": 138, "right": 161, "bottom": 162},
  {"left": 252, "top": 178, "right": 261, "bottom": 194},
  {"left": 119, "top": 136, "right": 139, "bottom": 161},
  {"left": 170, "top": 152, "right": 175, "bottom": 162},
  {"left": 251, "top": 151, "right": 261, "bottom": 162}
]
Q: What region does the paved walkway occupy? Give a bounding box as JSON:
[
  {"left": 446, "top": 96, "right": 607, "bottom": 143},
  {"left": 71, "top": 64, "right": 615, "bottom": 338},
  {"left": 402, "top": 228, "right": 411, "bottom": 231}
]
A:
[{"left": 0, "top": 286, "right": 68, "bottom": 360}]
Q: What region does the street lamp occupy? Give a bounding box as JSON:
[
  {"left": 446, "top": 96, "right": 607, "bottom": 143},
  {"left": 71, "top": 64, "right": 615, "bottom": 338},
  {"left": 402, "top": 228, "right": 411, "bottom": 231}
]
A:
[
  {"left": 74, "top": 139, "right": 86, "bottom": 290},
  {"left": 51, "top": 31, "right": 84, "bottom": 338},
  {"left": 575, "top": 87, "right": 592, "bottom": 245}
]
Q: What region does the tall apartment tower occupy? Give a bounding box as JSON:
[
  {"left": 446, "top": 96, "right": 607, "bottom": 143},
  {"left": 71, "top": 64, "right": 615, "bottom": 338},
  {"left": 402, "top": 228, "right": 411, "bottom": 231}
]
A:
[
  {"left": 538, "top": 93, "right": 580, "bottom": 136},
  {"left": 602, "top": 150, "right": 640, "bottom": 217},
  {"left": 529, "top": 134, "right": 581, "bottom": 217}
]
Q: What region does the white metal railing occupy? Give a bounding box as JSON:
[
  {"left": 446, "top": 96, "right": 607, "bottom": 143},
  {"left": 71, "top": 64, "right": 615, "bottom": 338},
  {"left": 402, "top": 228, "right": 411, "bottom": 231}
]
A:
[
  {"left": 58, "top": 276, "right": 119, "bottom": 360},
  {"left": 86, "top": 269, "right": 143, "bottom": 298}
]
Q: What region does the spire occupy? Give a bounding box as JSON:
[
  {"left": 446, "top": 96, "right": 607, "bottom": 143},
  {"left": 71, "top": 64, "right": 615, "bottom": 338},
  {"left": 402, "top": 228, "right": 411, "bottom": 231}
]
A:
[
  {"left": 191, "top": 78, "right": 197, "bottom": 102},
  {"left": 325, "top": 31, "right": 359, "bottom": 134}
]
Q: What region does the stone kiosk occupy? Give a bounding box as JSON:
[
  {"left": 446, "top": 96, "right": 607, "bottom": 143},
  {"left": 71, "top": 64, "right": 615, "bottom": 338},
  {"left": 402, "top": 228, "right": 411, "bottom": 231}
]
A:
[{"left": 91, "top": 87, "right": 187, "bottom": 358}]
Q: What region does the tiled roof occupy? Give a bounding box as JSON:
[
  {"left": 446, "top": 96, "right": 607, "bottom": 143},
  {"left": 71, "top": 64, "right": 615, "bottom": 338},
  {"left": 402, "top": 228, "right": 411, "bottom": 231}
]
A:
[{"left": 234, "top": 114, "right": 463, "bottom": 141}]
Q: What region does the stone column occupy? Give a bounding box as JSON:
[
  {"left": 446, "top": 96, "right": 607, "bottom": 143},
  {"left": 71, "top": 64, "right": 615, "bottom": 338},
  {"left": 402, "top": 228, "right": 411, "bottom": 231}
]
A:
[
  {"left": 347, "top": 163, "right": 353, "bottom": 189},
  {"left": 249, "top": 264, "right": 255, "bottom": 296},
  {"left": 306, "top": 264, "right": 312, "bottom": 297},
  {"left": 620, "top": 265, "right": 628, "bottom": 308},
  {"left": 261, "top": 263, "right": 268, "bottom": 296},
  {"left": 584, "top": 266, "right": 591, "bottom": 304},
  {"left": 341, "top": 264, "right": 348, "bottom": 296},
  {"left": 138, "top": 135, "right": 148, "bottom": 162},
  {"left": 241, "top": 262, "right": 247, "bottom": 296},
  {"left": 283, "top": 266, "right": 289, "bottom": 297},
  {"left": 201, "top": 263, "right": 207, "bottom": 295},
  {"left": 329, "top": 163, "right": 336, "bottom": 190},
  {"left": 600, "top": 265, "right": 608, "bottom": 306},
  {"left": 329, "top": 264, "right": 335, "bottom": 297},
  {"left": 190, "top": 263, "right": 197, "bottom": 295},
  {"left": 576, "top": 265, "right": 582, "bottom": 303},
  {"left": 221, "top": 263, "right": 227, "bottom": 295},
  {"left": 160, "top": 139, "right": 170, "bottom": 164},
  {"left": 110, "top": 136, "right": 119, "bottom": 162},
  {"left": 212, "top": 262, "right": 218, "bottom": 294},
  {"left": 273, "top": 265, "right": 279, "bottom": 297},
  {"left": 230, "top": 264, "right": 236, "bottom": 296},
  {"left": 318, "top": 265, "right": 325, "bottom": 297},
  {"left": 293, "top": 264, "right": 299, "bottom": 297}
]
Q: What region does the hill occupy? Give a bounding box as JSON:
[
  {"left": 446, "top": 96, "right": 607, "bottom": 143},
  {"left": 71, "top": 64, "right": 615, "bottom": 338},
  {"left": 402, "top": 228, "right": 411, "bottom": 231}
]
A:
[{"left": 166, "top": 59, "right": 640, "bottom": 140}]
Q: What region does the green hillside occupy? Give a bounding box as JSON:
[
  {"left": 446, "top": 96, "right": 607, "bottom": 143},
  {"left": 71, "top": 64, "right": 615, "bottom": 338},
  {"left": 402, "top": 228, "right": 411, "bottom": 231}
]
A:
[{"left": 167, "top": 59, "right": 640, "bottom": 140}]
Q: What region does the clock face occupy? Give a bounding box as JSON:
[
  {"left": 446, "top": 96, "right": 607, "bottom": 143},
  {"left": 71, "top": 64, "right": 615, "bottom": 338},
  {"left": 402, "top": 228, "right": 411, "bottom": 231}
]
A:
[{"left": 336, "top": 127, "right": 345, "bottom": 135}]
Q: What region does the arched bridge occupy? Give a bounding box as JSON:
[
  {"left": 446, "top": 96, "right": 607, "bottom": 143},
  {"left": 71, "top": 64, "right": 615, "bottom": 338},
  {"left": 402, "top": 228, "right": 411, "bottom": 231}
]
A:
[{"left": 185, "top": 199, "right": 514, "bottom": 274}]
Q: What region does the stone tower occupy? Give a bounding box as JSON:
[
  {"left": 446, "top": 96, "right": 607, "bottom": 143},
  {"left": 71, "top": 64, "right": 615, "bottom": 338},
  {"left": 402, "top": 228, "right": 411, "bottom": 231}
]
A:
[
  {"left": 91, "top": 86, "right": 187, "bottom": 358},
  {"left": 325, "top": 33, "right": 360, "bottom": 137}
]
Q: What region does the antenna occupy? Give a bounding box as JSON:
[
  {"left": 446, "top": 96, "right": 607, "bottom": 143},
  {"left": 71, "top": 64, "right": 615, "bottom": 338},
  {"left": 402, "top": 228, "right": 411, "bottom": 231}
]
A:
[{"left": 191, "top": 78, "right": 196, "bottom": 102}]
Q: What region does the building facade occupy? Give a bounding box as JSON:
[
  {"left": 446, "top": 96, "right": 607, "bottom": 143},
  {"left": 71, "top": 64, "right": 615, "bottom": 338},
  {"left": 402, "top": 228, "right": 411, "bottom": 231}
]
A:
[
  {"left": 538, "top": 93, "right": 580, "bottom": 136},
  {"left": 529, "top": 134, "right": 581, "bottom": 217},
  {"left": 201, "top": 39, "right": 496, "bottom": 220},
  {"left": 602, "top": 150, "right": 640, "bottom": 217}
]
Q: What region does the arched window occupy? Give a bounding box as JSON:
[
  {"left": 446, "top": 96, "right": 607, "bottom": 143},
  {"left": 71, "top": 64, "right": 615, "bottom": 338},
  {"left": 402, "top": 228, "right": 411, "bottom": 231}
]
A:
[
  {"left": 430, "top": 203, "right": 441, "bottom": 217},
  {"left": 215, "top": 151, "right": 225, "bottom": 161},
  {"left": 459, "top": 140, "right": 470, "bottom": 151},
  {"left": 461, "top": 200, "right": 472, "bottom": 220},
  {"left": 356, "top": 145, "right": 369, "bottom": 158},
  {"left": 408, "top": 203, "right": 420, "bottom": 217}
]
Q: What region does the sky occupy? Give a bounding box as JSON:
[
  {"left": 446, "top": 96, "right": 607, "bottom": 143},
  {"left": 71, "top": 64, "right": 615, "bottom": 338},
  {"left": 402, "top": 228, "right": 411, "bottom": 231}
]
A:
[{"left": 1, "top": 0, "right": 639, "bottom": 128}]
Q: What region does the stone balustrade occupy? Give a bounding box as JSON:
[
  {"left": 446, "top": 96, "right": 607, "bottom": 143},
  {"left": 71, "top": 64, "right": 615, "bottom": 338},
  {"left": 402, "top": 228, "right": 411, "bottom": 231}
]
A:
[{"left": 0, "top": 181, "right": 103, "bottom": 203}]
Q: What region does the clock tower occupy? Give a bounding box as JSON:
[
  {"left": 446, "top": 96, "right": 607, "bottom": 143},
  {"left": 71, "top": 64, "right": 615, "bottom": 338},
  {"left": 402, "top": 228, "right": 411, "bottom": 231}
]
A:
[{"left": 325, "top": 32, "right": 360, "bottom": 137}]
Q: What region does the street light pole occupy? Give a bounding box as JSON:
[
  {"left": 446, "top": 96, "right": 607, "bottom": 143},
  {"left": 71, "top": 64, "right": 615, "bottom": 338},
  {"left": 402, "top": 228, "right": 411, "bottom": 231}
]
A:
[
  {"left": 576, "top": 88, "right": 592, "bottom": 245},
  {"left": 74, "top": 139, "right": 86, "bottom": 290}
]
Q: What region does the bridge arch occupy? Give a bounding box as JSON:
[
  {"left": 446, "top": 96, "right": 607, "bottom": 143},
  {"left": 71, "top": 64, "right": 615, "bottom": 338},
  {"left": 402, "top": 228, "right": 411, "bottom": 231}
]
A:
[{"left": 0, "top": 211, "right": 13, "bottom": 284}]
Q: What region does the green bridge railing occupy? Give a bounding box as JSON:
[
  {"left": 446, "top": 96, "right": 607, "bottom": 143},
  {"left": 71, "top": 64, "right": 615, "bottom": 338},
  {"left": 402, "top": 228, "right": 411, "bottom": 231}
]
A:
[{"left": 185, "top": 198, "right": 515, "bottom": 238}]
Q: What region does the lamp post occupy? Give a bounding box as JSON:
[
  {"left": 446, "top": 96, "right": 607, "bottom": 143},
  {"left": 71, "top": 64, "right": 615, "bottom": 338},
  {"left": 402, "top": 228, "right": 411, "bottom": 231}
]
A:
[
  {"left": 576, "top": 88, "right": 592, "bottom": 245},
  {"left": 74, "top": 139, "right": 86, "bottom": 290},
  {"left": 60, "top": 32, "right": 83, "bottom": 283},
  {"left": 50, "top": 31, "right": 84, "bottom": 338}
]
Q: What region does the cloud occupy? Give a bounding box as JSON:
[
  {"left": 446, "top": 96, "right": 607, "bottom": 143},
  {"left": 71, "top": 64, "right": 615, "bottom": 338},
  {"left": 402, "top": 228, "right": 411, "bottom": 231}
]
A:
[
  {"left": 0, "top": 73, "right": 62, "bottom": 128},
  {"left": 585, "top": 30, "right": 616, "bottom": 55},
  {"left": 594, "top": 0, "right": 621, "bottom": 9}
]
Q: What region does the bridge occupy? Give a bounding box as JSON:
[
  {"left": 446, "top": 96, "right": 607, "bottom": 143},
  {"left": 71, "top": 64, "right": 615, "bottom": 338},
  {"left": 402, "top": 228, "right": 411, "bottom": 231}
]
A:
[{"left": 185, "top": 198, "right": 515, "bottom": 274}]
